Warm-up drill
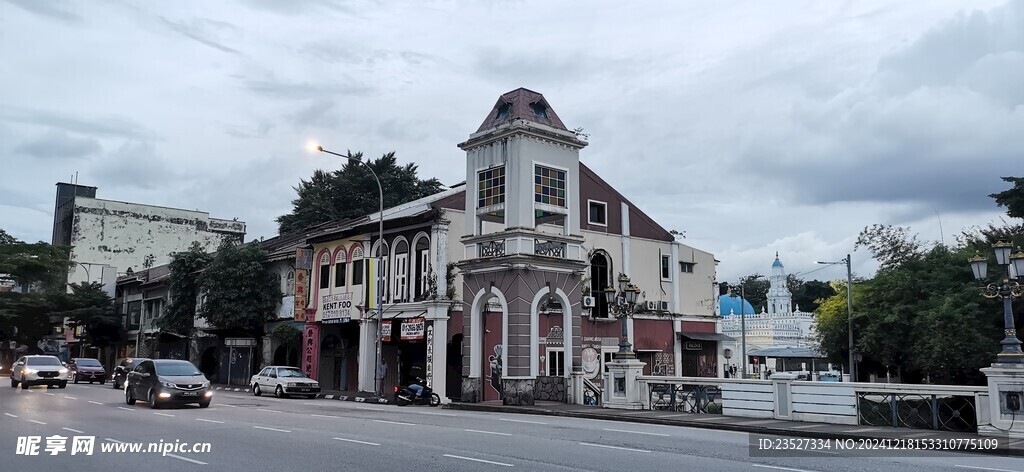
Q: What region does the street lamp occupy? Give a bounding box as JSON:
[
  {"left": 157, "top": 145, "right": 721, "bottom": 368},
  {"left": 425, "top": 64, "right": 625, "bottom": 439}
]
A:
[
  {"left": 969, "top": 241, "right": 1024, "bottom": 363},
  {"left": 818, "top": 255, "right": 854, "bottom": 381},
  {"left": 311, "top": 143, "right": 386, "bottom": 396},
  {"left": 729, "top": 275, "right": 762, "bottom": 379},
  {"left": 603, "top": 273, "right": 642, "bottom": 360}
]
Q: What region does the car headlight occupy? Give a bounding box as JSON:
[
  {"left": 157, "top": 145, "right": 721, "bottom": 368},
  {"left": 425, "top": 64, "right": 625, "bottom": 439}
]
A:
[
  {"left": 202, "top": 381, "right": 210, "bottom": 388},
  {"left": 23, "top": 368, "right": 37, "bottom": 375},
  {"left": 58, "top": 368, "right": 68, "bottom": 375},
  {"left": 161, "top": 381, "right": 176, "bottom": 389},
  {"left": 287, "top": 382, "right": 297, "bottom": 387}
]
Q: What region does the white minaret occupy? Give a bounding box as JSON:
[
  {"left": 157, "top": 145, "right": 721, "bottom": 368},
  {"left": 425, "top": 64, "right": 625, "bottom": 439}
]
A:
[{"left": 766, "top": 252, "right": 792, "bottom": 315}]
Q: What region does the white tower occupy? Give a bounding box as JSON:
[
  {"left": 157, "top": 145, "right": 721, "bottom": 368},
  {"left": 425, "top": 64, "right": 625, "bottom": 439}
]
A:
[{"left": 766, "top": 252, "right": 792, "bottom": 315}]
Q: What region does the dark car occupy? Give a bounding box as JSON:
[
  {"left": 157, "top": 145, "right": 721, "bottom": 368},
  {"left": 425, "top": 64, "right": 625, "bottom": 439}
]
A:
[
  {"left": 125, "top": 359, "right": 212, "bottom": 409},
  {"left": 69, "top": 358, "right": 106, "bottom": 384},
  {"left": 111, "top": 358, "right": 149, "bottom": 389}
]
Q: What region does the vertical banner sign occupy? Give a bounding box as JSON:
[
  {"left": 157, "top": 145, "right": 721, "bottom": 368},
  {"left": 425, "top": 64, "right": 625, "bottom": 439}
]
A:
[
  {"left": 425, "top": 324, "right": 434, "bottom": 388},
  {"left": 401, "top": 317, "right": 426, "bottom": 341},
  {"left": 381, "top": 321, "right": 392, "bottom": 342},
  {"left": 367, "top": 259, "right": 378, "bottom": 310},
  {"left": 302, "top": 323, "right": 320, "bottom": 380},
  {"left": 294, "top": 248, "right": 313, "bottom": 322}
]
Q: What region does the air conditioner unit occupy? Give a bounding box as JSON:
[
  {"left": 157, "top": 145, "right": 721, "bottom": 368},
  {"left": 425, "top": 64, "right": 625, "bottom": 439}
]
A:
[
  {"left": 659, "top": 301, "right": 670, "bottom": 312},
  {"left": 645, "top": 301, "right": 658, "bottom": 311},
  {"left": 582, "top": 296, "right": 596, "bottom": 308}
]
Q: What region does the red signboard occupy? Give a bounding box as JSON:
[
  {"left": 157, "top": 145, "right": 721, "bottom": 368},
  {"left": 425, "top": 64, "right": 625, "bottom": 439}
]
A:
[
  {"left": 302, "top": 323, "right": 320, "bottom": 380},
  {"left": 382, "top": 321, "right": 392, "bottom": 342}
]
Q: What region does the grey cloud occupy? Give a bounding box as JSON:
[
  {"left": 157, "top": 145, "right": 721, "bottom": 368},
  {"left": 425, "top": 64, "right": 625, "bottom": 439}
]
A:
[
  {"left": 290, "top": 100, "right": 339, "bottom": 128},
  {"left": 225, "top": 121, "right": 276, "bottom": 139},
  {"left": 158, "top": 16, "right": 241, "bottom": 55},
  {"left": 473, "top": 48, "right": 648, "bottom": 86},
  {"left": 90, "top": 141, "right": 180, "bottom": 190},
  {"left": 2, "top": 107, "right": 159, "bottom": 140},
  {"left": 6, "top": 0, "right": 82, "bottom": 23},
  {"left": 14, "top": 130, "right": 101, "bottom": 159},
  {"left": 238, "top": 0, "right": 359, "bottom": 16},
  {"left": 241, "top": 76, "right": 374, "bottom": 100}
]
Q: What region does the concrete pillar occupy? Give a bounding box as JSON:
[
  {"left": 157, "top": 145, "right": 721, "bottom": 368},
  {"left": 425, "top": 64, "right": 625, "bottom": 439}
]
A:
[
  {"left": 357, "top": 319, "right": 378, "bottom": 393},
  {"left": 430, "top": 315, "right": 449, "bottom": 403},
  {"left": 771, "top": 372, "right": 797, "bottom": 420}
]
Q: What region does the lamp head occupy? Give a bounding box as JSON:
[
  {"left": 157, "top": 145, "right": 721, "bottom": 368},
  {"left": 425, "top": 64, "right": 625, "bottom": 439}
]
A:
[
  {"left": 305, "top": 141, "right": 321, "bottom": 153},
  {"left": 602, "top": 286, "right": 616, "bottom": 305},
  {"left": 1010, "top": 247, "right": 1024, "bottom": 281},
  {"left": 968, "top": 252, "right": 988, "bottom": 281},
  {"left": 994, "top": 240, "right": 1013, "bottom": 266}
]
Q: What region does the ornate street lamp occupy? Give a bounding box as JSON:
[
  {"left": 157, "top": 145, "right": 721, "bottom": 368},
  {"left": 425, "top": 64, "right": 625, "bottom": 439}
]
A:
[
  {"left": 970, "top": 241, "right": 1024, "bottom": 363},
  {"left": 603, "top": 274, "right": 642, "bottom": 360}
]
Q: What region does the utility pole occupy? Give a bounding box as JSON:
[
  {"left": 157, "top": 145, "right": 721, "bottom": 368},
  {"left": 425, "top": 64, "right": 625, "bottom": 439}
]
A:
[{"left": 845, "top": 254, "right": 854, "bottom": 382}]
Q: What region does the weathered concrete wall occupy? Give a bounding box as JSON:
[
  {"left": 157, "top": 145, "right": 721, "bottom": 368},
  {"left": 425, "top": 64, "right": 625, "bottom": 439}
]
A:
[{"left": 68, "top": 197, "right": 245, "bottom": 283}]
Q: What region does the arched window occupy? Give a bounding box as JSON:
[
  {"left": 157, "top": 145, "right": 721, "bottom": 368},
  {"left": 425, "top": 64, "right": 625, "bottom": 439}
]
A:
[
  {"left": 393, "top": 238, "right": 409, "bottom": 303},
  {"left": 334, "top": 250, "right": 348, "bottom": 289},
  {"left": 318, "top": 252, "right": 331, "bottom": 290},
  {"left": 414, "top": 236, "right": 430, "bottom": 300},
  {"left": 590, "top": 251, "right": 611, "bottom": 318},
  {"left": 285, "top": 270, "right": 295, "bottom": 296}
]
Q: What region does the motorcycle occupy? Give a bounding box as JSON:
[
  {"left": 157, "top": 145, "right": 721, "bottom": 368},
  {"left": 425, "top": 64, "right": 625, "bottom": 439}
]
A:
[{"left": 393, "top": 381, "right": 441, "bottom": 407}]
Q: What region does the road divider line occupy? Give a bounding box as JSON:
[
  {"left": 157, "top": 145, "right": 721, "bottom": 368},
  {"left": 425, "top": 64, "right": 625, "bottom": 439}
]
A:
[
  {"left": 465, "top": 429, "right": 512, "bottom": 436},
  {"left": 414, "top": 411, "right": 457, "bottom": 417},
  {"left": 333, "top": 437, "right": 381, "bottom": 446},
  {"left": 166, "top": 453, "right": 208, "bottom": 465},
  {"left": 955, "top": 466, "right": 1021, "bottom": 472},
  {"left": 62, "top": 427, "right": 85, "bottom": 434},
  {"left": 196, "top": 419, "right": 224, "bottom": 424},
  {"left": 43, "top": 392, "right": 55, "bottom": 396},
  {"left": 253, "top": 426, "right": 291, "bottom": 433},
  {"left": 373, "top": 420, "right": 415, "bottom": 426},
  {"left": 220, "top": 404, "right": 238, "bottom": 408},
  {"left": 602, "top": 428, "right": 670, "bottom": 437},
  {"left": 499, "top": 418, "right": 548, "bottom": 425},
  {"left": 443, "top": 454, "right": 514, "bottom": 467},
  {"left": 256, "top": 408, "right": 281, "bottom": 413},
  {"left": 153, "top": 412, "right": 174, "bottom": 417},
  {"left": 3, "top": 413, "right": 17, "bottom": 418},
  {"left": 104, "top": 438, "right": 123, "bottom": 443},
  {"left": 312, "top": 414, "right": 341, "bottom": 419},
  {"left": 63, "top": 396, "right": 78, "bottom": 400},
  {"left": 88, "top": 401, "right": 103, "bottom": 405},
  {"left": 116, "top": 407, "right": 133, "bottom": 411},
  {"left": 579, "top": 442, "right": 649, "bottom": 453},
  {"left": 751, "top": 465, "right": 819, "bottom": 472},
  {"left": 28, "top": 420, "right": 47, "bottom": 425}
]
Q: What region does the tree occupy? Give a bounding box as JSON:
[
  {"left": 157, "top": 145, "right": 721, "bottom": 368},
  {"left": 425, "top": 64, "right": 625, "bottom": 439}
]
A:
[
  {"left": 730, "top": 274, "right": 769, "bottom": 312},
  {"left": 60, "top": 282, "right": 125, "bottom": 352},
  {"left": 792, "top": 279, "right": 836, "bottom": 313},
  {"left": 855, "top": 224, "right": 924, "bottom": 270},
  {"left": 990, "top": 176, "right": 1024, "bottom": 219},
  {"left": 0, "top": 228, "right": 18, "bottom": 245},
  {"left": 159, "top": 242, "right": 212, "bottom": 335},
  {"left": 0, "top": 241, "right": 72, "bottom": 290},
  {"left": 198, "top": 240, "right": 281, "bottom": 335},
  {"left": 277, "top": 151, "right": 445, "bottom": 233},
  {"left": 814, "top": 280, "right": 867, "bottom": 367}
]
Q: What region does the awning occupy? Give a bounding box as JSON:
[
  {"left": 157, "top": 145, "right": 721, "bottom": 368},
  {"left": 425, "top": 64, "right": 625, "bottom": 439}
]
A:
[{"left": 678, "top": 332, "right": 735, "bottom": 342}]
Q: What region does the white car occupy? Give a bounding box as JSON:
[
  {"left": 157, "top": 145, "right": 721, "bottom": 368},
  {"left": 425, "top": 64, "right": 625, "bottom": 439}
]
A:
[
  {"left": 10, "top": 355, "right": 70, "bottom": 389},
  {"left": 250, "top": 366, "right": 320, "bottom": 398}
]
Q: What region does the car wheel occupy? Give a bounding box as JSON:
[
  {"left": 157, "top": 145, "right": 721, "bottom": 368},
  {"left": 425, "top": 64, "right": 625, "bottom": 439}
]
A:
[
  {"left": 252, "top": 383, "right": 261, "bottom": 396},
  {"left": 112, "top": 379, "right": 120, "bottom": 389},
  {"left": 149, "top": 391, "right": 160, "bottom": 409},
  {"left": 21, "top": 381, "right": 29, "bottom": 390},
  {"left": 73, "top": 374, "right": 79, "bottom": 384},
  {"left": 59, "top": 382, "right": 67, "bottom": 389},
  {"left": 198, "top": 401, "right": 210, "bottom": 408},
  {"left": 10, "top": 378, "right": 17, "bottom": 388},
  {"left": 99, "top": 379, "right": 105, "bottom": 385},
  {"left": 275, "top": 385, "right": 286, "bottom": 398},
  {"left": 125, "top": 387, "right": 136, "bottom": 405}
]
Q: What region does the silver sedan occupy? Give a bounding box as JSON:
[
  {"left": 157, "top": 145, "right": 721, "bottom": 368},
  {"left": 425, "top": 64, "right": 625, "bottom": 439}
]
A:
[{"left": 250, "top": 366, "right": 321, "bottom": 398}]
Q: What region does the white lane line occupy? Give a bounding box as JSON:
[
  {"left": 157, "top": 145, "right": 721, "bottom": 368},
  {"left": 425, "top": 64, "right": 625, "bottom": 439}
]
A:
[
  {"left": 373, "top": 419, "right": 415, "bottom": 426},
  {"left": 333, "top": 437, "right": 381, "bottom": 446},
  {"left": 3, "top": 413, "right": 17, "bottom": 418},
  {"left": 499, "top": 418, "right": 548, "bottom": 425},
  {"left": 166, "top": 453, "right": 208, "bottom": 465},
  {"left": 153, "top": 412, "right": 174, "bottom": 417},
  {"left": 465, "top": 429, "right": 513, "bottom": 436},
  {"left": 196, "top": 419, "right": 224, "bottom": 424},
  {"left": 256, "top": 408, "right": 281, "bottom": 413},
  {"left": 844, "top": 427, "right": 878, "bottom": 433},
  {"left": 311, "top": 414, "right": 341, "bottom": 419},
  {"left": 28, "top": 420, "right": 47, "bottom": 425},
  {"left": 579, "top": 442, "right": 650, "bottom": 453},
  {"left": 415, "top": 411, "right": 457, "bottom": 417},
  {"left": 88, "top": 401, "right": 103, "bottom": 405},
  {"left": 62, "top": 427, "right": 85, "bottom": 434},
  {"left": 116, "top": 407, "right": 133, "bottom": 411},
  {"left": 63, "top": 396, "right": 78, "bottom": 400},
  {"left": 43, "top": 392, "right": 55, "bottom": 396},
  {"left": 443, "top": 454, "right": 514, "bottom": 467},
  {"left": 955, "top": 466, "right": 1022, "bottom": 472},
  {"left": 253, "top": 426, "right": 291, "bottom": 433},
  {"left": 752, "top": 465, "right": 819, "bottom": 472},
  {"left": 602, "top": 428, "right": 670, "bottom": 437},
  {"left": 220, "top": 404, "right": 238, "bottom": 408},
  {"left": 104, "top": 438, "right": 123, "bottom": 443}
]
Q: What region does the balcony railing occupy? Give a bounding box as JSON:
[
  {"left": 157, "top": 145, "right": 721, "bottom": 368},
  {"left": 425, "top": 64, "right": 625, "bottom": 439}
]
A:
[
  {"left": 463, "top": 230, "right": 583, "bottom": 261},
  {"left": 534, "top": 240, "right": 566, "bottom": 258}
]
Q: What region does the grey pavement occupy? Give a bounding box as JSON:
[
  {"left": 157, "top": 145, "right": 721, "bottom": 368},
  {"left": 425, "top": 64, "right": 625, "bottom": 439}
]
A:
[{"left": 2, "top": 381, "right": 1023, "bottom": 472}]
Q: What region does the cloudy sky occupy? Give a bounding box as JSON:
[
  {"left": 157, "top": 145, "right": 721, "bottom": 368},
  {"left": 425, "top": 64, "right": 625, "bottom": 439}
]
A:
[{"left": 2, "top": 0, "right": 1022, "bottom": 282}]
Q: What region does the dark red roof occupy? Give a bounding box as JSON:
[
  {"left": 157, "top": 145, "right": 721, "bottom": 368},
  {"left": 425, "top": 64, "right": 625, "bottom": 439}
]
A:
[{"left": 476, "top": 88, "right": 568, "bottom": 133}]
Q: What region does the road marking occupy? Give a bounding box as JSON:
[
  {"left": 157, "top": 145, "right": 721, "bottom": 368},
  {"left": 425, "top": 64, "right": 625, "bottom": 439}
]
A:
[
  {"left": 43, "top": 392, "right": 55, "bottom": 396},
  {"left": 415, "top": 411, "right": 457, "bottom": 417},
  {"left": 63, "top": 396, "right": 78, "bottom": 400},
  {"left": 117, "top": 407, "right": 133, "bottom": 411},
  {"left": 844, "top": 427, "right": 878, "bottom": 433},
  {"left": 104, "top": 438, "right": 123, "bottom": 443},
  {"left": 88, "top": 401, "right": 103, "bottom": 405},
  {"left": 256, "top": 408, "right": 281, "bottom": 413},
  {"left": 253, "top": 426, "right": 291, "bottom": 433},
  {"left": 752, "top": 465, "right": 819, "bottom": 472},
  {"left": 443, "top": 454, "right": 514, "bottom": 467},
  {"left": 374, "top": 420, "right": 415, "bottom": 426},
  {"left": 62, "top": 427, "right": 85, "bottom": 434},
  {"left": 465, "top": 429, "right": 513, "bottom": 436},
  {"left": 312, "top": 414, "right": 341, "bottom": 419},
  {"left": 602, "top": 428, "right": 670, "bottom": 437},
  {"left": 3, "top": 413, "right": 17, "bottom": 418},
  {"left": 500, "top": 418, "right": 548, "bottom": 425},
  {"left": 196, "top": 419, "right": 224, "bottom": 424},
  {"left": 153, "top": 412, "right": 174, "bottom": 417},
  {"left": 955, "top": 466, "right": 1022, "bottom": 472},
  {"left": 579, "top": 442, "right": 649, "bottom": 453},
  {"left": 789, "top": 424, "right": 826, "bottom": 429},
  {"left": 28, "top": 420, "right": 47, "bottom": 425},
  {"left": 333, "top": 437, "right": 381, "bottom": 446},
  {"left": 220, "top": 404, "right": 238, "bottom": 408},
  {"left": 166, "top": 453, "right": 207, "bottom": 465}
]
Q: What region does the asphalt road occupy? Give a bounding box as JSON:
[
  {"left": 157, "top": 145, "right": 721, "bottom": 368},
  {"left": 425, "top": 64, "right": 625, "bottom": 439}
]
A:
[{"left": 2, "top": 381, "right": 1023, "bottom": 472}]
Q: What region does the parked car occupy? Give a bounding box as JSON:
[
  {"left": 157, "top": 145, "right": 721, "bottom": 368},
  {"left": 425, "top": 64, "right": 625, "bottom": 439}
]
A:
[
  {"left": 69, "top": 358, "right": 106, "bottom": 384},
  {"left": 250, "top": 366, "right": 320, "bottom": 398},
  {"left": 111, "top": 358, "right": 149, "bottom": 389},
  {"left": 125, "top": 359, "right": 211, "bottom": 409},
  {"left": 10, "top": 355, "right": 69, "bottom": 389}
]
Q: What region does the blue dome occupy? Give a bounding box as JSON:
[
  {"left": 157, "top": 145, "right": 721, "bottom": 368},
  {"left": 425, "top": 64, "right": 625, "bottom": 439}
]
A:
[
  {"left": 719, "top": 294, "right": 756, "bottom": 316},
  {"left": 772, "top": 258, "right": 783, "bottom": 268}
]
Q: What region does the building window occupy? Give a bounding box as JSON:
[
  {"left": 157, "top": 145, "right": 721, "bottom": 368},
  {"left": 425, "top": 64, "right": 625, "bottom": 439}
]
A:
[
  {"left": 319, "top": 253, "right": 331, "bottom": 289},
  {"left": 285, "top": 270, "right": 295, "bottom": 295},
  {"left": 534, "top": 164, "right": 566, "bottom": 207},
  {"left": 351, "top": 247, "right": 364, "bottom": 286},
  {"left": 546, "top": 349, "right": 565, "bottom": 377},
  {"left": 478, "top": 166, "right": 505, "bottom": 208},
  {"left": 679, "top": 262, "right": 695, "bottom": 273},
  {"left": 334, "top": 262, "right": 347, "bottom": 288},
  {"left": 393, "top": 253, "right": 408, "bottom": 303},
  {"left": 590, "top": 252, "right": 611, "bottom": 318},
  {"left": 531, "top": 102, "right": 548, "bottom": 119},
  {"left": 661, "top": 254, "right": 671, "bottom": 281},
  {"left": 416, "top": 244, "right": 430, "bottom": 300},
  {"left": 588, "top": 200, "right": 607, "bottom": 226},
  {"left": 127, "top": 301, "right": 142, "bottom": 328}
]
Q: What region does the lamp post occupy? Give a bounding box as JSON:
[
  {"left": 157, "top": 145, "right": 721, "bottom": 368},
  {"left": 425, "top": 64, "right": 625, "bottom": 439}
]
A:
[
  {"left": 603, "top": 274, "right": 642, "bottom": 360},
  {"left": 969, "top": 241, "right": 1024, "bottom": 363},
  {"left": 729, "top": 275, "right": 762, "bottom": 379},
  {"left": 312, "top": 144, "right": 386, "bottom": 396},
  {"left": 818, "top": 255, "right": 854, "bottom": 381}
]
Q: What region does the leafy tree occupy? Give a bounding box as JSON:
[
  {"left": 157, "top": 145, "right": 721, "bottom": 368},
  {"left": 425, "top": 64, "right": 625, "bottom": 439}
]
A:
[
  {"left": 0, "top": 236, "right": 73, "bottom": 348},
  {"left": 990, "top": 176, "right": 1024, "bottom": 219},
  {"left": 792, "top": 279, "right": 836, "bottom": 313},
  {"left": 855, "top": 224, "right": 924, "bottom": 270},
  {"left": 0, "top": 241, "right": 72, "bottom": 290},
  {"left": 0, "top": 228, "right": 18, "bottom": 245},
  {"left": 277, "top": 151, "right": 445, "bottom": 233},
  {"left": 159, "top": 242, "right": 212, "bottom": 335},
  {"left": 198, "top": 240, "right": 281, "bottom": 335},
  {"left": 814, "top": 280, "right": 867, "bottom": 368},
  {"left": 728, "top": 274, "right": 769, "bottom": 312},
  {"left": 60, "top": 282, "right": 125, "bottom": 352}
]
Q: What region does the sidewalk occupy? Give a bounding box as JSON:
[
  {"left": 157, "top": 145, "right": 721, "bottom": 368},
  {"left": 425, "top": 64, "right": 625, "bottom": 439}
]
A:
[
  {"left": 445, "top": 401, "right": 1024, "bottom": 457},
  {"left": 212, "top": 384, "right": 390, "bottom": 404}
]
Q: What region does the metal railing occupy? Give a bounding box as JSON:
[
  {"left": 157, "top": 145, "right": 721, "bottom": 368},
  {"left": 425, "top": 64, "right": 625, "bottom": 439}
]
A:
[
  {"left": 582, "top": 378, "right": 602, "bottom": 406},
  {"left": 857, "top": 391, "right": 979, "bottom": 432},
  {"left": 534, "top": 240, "right": 566, "bottom": 258},
  {"left": 645, "top": 379, "right": 724, "bottom": 414}
]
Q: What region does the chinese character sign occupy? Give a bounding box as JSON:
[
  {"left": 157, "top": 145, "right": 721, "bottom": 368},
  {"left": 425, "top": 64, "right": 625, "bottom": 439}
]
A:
[
  {"left": 401, "top": 317, "right": 425, "bottom": 341},
  {"left": 293, "top": 268, "right": 308, "bottom": 322},
  {"left": 381, "top": 321, "right": 392, "bottom": 342},
  {"left": 302, "top": 323, "right": 320, "bottom": 380}
]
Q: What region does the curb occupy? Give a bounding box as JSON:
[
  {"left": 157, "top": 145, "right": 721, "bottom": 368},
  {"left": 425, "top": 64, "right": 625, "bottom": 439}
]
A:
[
  {"left": 443, "top": 403, "right": 1023, "bottom": 458},
  {"left": 212, "top": 386, "right": 390, "bottom": 404}
]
